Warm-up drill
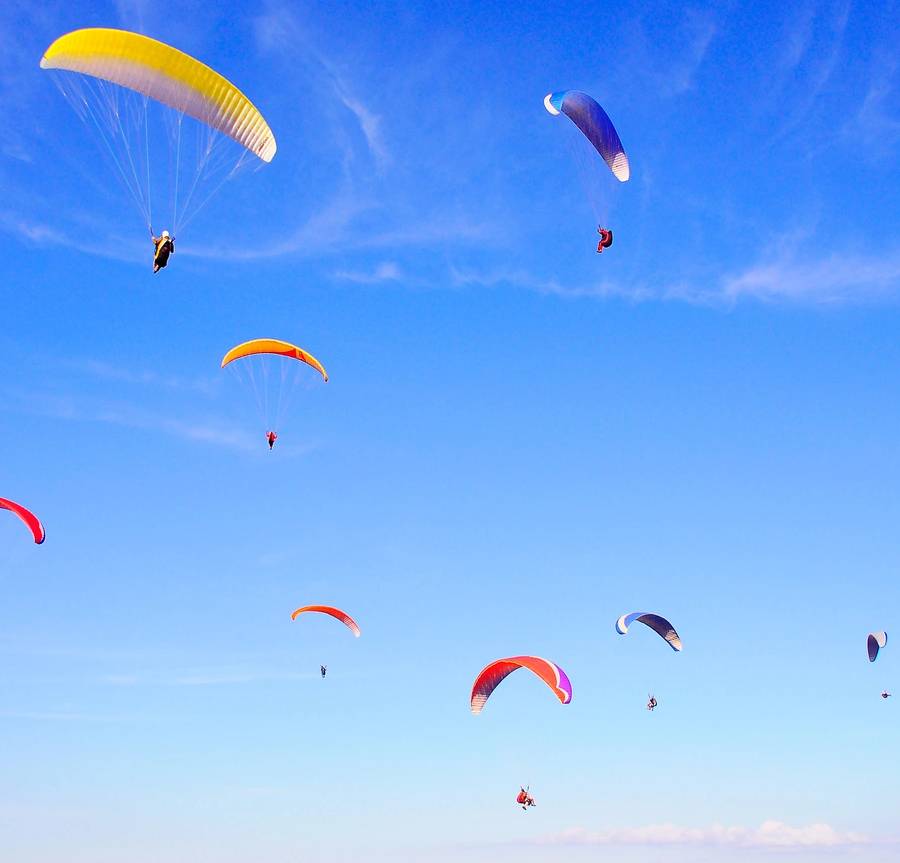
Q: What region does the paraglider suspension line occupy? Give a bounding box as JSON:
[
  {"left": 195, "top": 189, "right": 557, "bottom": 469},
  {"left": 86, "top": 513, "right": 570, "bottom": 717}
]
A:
[
  {"left": 143, "top": 95, "right": 152, "bottom": 233},
  {"left": 76, "top": 78, "right": 152, "bottom": 231},
  {"left": 171, "top": 113, "right": 184, "bottom": 234}
]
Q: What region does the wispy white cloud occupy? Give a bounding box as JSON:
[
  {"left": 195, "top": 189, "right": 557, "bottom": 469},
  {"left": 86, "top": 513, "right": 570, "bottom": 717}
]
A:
[
  {"left": 0, "top": 3, "right": 57, "bottom": 163},
  {"left": 776, "top": 4, "right": 817, "bottom": 73},
  {"left": 0, "top": 210, "right": 144, "bottom": 263},
  {"left": 847, "top": 53, "right": 900, "bottom": 159},
  {"left": 767, "top": 0, "right": 852, "bottom": 144},
  {"left": 3, "top": 188, "right": 369, "bottom": 264},
  {"left": 333, "top": 88, "right": 389, "bottom": 171},
  {"left": 186, "top": 189, "right": 371, "bottom": 260},
  {"left": 87, "top": 405, "right": 252, "bottom": 451},
  {"left": 2, "top": 147, "right": 494, "bottom": 267},
  {"left": 333, "top": 261, "right": 402, "bottom": 283},
  {"left": 64, "top": 358, "right": 220, "bottom": 396},
  {"left": 536, "top": 820, "right": 870, "bottom": 849},
  {"left": 100, "top": 666, "right": 313, "bottom": 686},
  {"left": 452, "top": 240, "right": 900, "bottom": 306},
  {"left": 3, "top": 387, "right": 254, "bottom": 452},
  {"left": 668, "top": 10, "right": 718, "bottom": 95},
  {"left": 0, "top": 212, "right": 71, "bottom": 246},
  {"left": 113, "top": 0, "right": 154, "bottom": 32},
  {"left": 450, "top": 264, "right": 657, "bottom": 302},
  {"left": 715, "top": 247, "right": 900, "bottom": 305},
  {"left": 623, "top": 8, "right": 719, "bottom": 100},
  {"left": 359, "top": 218, "right": 497, "bottom": 250},
  {"left": 190, "top": 200, "right": 495, "bottom": 261},
  {"left": 0, "top": 709, "right": 135, "bottom": 723},
  {"left": 253, "top": 4, "right": 388, "bottom": 170}
]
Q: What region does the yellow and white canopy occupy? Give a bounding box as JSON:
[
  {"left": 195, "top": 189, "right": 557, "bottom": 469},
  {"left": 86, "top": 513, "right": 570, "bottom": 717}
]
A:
[{"left": 41, "top": 28, "right": 276, "bottom": 162}]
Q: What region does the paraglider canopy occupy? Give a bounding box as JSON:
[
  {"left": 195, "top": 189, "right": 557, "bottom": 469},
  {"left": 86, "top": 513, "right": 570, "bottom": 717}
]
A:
[
  {"left": 0, "top": 498, "right": 45, "bottom": 544},
  {"left": 616, "top": 612, "right": 682, "bottom": 651},
  {"left": 41, "top": 28, "right": 276, "bottom": 162},
  {"left": 868, "top": 631, "right": 888, "bottom": 662},
  {"left": 222, "top": 339, "right": 328, "bottom": 441},
  {"left": 470, "top": 656, "right": 572, "bottom": 715},
  {"left": 544, "top": 90, "right": 629, "bottom": 182},
  {"left": 291, "top": 605, "right": 361, "bottom": 638},
  {"left": 221, "top": 339, "right": 329, "bottom": 382}
]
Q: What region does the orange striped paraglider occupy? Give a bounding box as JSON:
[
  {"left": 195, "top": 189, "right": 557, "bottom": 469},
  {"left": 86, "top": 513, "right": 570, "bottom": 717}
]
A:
[
  {"left": 292, "top": 606, "right": 360, "bottom": 680},
  {"left": 221, "top": 339, "right": 328, "bottom": 381},
  {"left": 222, "top": 339, "right": 328, "bottom": 449},
  {"left": 291, "top": 606, "right": 360, "bottom": 638}
]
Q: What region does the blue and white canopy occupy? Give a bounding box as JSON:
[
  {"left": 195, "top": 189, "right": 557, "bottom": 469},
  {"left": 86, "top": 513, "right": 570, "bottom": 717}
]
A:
[
  {"left": 616, "top": 612, "right": 682, "bottom": 652},
  {"left": 868, "top": 631, "right": 888, "bottom": 662},
  {"left": 544, "top": 90, "right": 630, "bottom": 182}
]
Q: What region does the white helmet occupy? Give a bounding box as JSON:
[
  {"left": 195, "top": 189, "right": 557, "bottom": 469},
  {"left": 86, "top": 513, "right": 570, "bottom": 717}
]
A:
[{"left": 161, "top": 230, "right": 170, "bottom": 238}]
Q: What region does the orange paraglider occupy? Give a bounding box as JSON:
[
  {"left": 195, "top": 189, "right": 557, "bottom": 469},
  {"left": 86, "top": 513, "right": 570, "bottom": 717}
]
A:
[
  {"left": 222, "top": 339, "right": 328, "bottom": 447},
  {"left": 221, "top": 339, "right": 328, "bottom": 381}
]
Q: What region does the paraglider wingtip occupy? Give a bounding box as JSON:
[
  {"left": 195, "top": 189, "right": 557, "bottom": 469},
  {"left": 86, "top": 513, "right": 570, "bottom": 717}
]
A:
[
  {"left": 258, "top": 136, "right": 277, "bottom": 163},
  {"left": 543, "top": 93, "right": 561, "bottom": 115}
]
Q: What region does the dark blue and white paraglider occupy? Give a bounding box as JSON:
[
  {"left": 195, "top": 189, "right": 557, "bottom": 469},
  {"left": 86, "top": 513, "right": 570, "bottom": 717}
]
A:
[
  {"left": 544, "top": 90, "right": 630, "bottom": 182},
  {"left": 616, "top": 612, "right": 682, "bottom": 652},
  {"left": 868, "top": 631, "right": 887, "bottom": 663},
  {"left": 544, "top": 90, "right": 629, "bottom": 250}
]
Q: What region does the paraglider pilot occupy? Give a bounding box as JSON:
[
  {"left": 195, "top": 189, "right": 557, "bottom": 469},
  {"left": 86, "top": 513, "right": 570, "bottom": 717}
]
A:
[
  {"left": 516, "top": 787, "right": 536, "bottom": 810},
  {"left": 152, "top": 229, "right": 175, "bottom": 273},
  {"left": 321, "top": 665, "right": 327, "bottom": 678},
  {"left": 266, "top": 431, "right": 278, "bottom": 450},
  {"left": 597, "top": 226, "right": 613, "bottom": 254},
  {"left": 882, "top": 690, "right": 892, "bottom": 699},
  {"left": 647, "top": 694, "right": 658, "bottom": 711}
]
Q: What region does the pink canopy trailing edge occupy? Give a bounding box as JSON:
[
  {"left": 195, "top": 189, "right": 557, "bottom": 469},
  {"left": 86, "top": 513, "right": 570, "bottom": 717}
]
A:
[
  {"left": 0, "top": 498, "right": 45, "bottom": 544},
  {"left": 290, "top": 605, "right": 361, "bottom": 638},
  {"left": 470, "top": 656, "right": 572, "bottom": 715}
]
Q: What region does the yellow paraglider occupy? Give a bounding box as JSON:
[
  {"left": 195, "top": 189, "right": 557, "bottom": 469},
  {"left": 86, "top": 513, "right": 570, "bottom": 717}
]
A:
[
  {"left": 41, "top": 28, "right": 276, "bottom": 162},
  {"left": 41, "top": 28, "right": 276, "bottom": 240}
]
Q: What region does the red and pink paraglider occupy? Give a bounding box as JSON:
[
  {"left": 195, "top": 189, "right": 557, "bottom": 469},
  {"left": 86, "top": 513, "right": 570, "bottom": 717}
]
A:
[
  {"left": 470, "top": 655, "right": 572, "bottom": 715},
  {"left": 0, "top": 498, "right": 45, "bottom": 544}
]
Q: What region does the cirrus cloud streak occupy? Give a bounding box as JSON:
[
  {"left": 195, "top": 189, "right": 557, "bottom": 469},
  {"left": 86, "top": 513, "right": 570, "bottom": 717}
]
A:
[{"left": 535, "top": 820, "right": 870, "bottom": 849}]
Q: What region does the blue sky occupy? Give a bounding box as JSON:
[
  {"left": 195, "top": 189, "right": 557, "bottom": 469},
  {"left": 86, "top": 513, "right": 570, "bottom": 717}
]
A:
[{"left": 2, "top": 0, "right": 900, "bottom": 861}]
